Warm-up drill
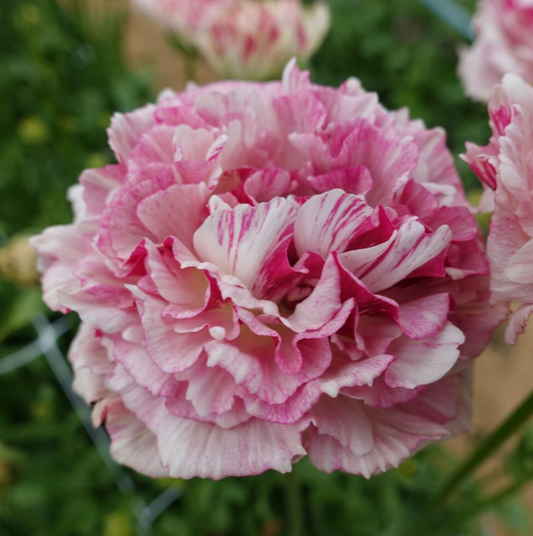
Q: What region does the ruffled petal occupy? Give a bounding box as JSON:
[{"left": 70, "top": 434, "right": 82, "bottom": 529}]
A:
[
  {"left": 106, "top": 400, "right": 168, "bottom": 478},
  {"left": 193, "top": 197, "right": 298, "bottom": 299},
  {"left": 293, "top": 190, "right": 374, "bottom": 259},
  {"left": 307, "top": 394, "right": 449, "bottom": 478},
  {"left": 384, "top": 322, "right": 464, "bottom": 389},
  {"left": 358, "top": 219, "right": 452, "bottom": 292}
]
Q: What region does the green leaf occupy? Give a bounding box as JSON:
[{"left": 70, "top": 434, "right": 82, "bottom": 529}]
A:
[{"left": 0, "top": 287, "right": 43, "bottom": 343}]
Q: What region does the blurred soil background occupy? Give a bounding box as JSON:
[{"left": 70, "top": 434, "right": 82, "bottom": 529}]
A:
[{"left": 82, "top": 0, "right": 219, "bottom": 90}]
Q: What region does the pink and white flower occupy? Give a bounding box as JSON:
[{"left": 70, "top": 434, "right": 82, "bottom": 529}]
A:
[
  {"left": 132, "top": 0, "right": 330, "bottom": 81},
  {"left": 32, "top": 62, "right": 505, "bottom": 480},
  {"left": 193, "top": 0, "right": 330, "bottom": 80},
  {"left": 459, "top": 0, "right": 533, "bottom": 101},
  {"left": 464, "top": 74, "right": 533, "bottom": 344}
]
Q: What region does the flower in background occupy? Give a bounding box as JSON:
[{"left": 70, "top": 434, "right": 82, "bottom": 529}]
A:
[
  {"left": 0, "top": 235, "right": 39, "bottom": 287},
  {"left": 32, "top": 61, "right": 506, "bottom": 480},
  {"left": 459, "top": 0, "right": 533, "bottom": 101},
  {"left": 132, "top": 0, "right": 234, "bottom": 48},
  {"left": 464, "top": 74, "right": 533, "bottom": 345},
  {"left": 194, "top": 0, "right": 330, "bottom": 80},
  {"left": 132, "top": 0, "right": 330, "bottom": 81}
]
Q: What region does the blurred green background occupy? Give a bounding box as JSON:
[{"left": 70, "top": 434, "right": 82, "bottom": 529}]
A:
[{"left": 1, "top": 0, "right": 532, "bottom": 535}]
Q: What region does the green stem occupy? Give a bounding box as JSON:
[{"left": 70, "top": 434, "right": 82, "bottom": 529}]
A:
[
  {"left": 412, "top": 389, "right": 533, "bottom": 534},
  {"left": 165, "top": 33, "right": 198, "bottom": 83},
  {"left": 183, "top": 53, "right": 196, "bottom": 84},
  {"left": 286, "top": 468, "right": 305, "bottom": 536},
  {"left": 465, "top": 477, "right": 533, "bottom": 520},
  {"left": 477, "top": 464, "right": 506, "bottom": 490}
]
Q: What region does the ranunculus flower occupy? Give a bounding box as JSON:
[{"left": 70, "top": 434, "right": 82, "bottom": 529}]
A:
[
  {"left": 193, "top": 0, "right": 330, "bottom": 80},
  {"left": 464, "top": 74, "right": 533, "bottom": 344},
  {"left": 459, "top": 0, "right": 533, "bottom": 101},
  {"left": 32, "top": 62, "right": 506, "bottom": 480}
]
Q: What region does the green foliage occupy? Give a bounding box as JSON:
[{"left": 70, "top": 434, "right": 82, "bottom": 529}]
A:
[
  {"left": 148, "top": 452, "right": 483, "bottom": 536},
  {"left": 0, "top": 0, "right": 152, "bottom": 237},
  {"left": 0, "top": 288, "right": 44, "bottom": 344}
]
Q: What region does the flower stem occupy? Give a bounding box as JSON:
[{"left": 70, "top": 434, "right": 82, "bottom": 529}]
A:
[
  {"left": 413, "top": 389, "right": 533, "bottom": 533},
  {"left": 183, "top": 53, "right": 196, "bottom": 83},
  {"left": 165, "top": 33, "right": 198, "bottom": 83},
  {"left": 464, "top": 477, "right": 532, "bottom": 520},
  {"left": 286, "top": 467, "right": 306, "bottom": 536}
]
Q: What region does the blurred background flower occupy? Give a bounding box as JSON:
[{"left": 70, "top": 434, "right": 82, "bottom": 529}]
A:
[
  {"left": 192, "top": 0, "right": 330, "bottom": 80},
  {"left": 459, "top": 0, "right": 533, "bottom": 101},
  {"left": 132, "top": 0, "right": 331, "bottom": 80},
  {"left": 0, "top": 235, "right": 40, "bottom": 288},
  {"left": 464, "top": 75, "right": 533, "bottom": 345},
  {"left": 132, "top": 0, "right": 235, "bottom": 50}
]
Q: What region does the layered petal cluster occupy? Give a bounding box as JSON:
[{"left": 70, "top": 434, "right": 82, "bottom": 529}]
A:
[
  {"left": 132, "top": 0, "right": 330, "bottom": 80},
  {"left": 33, "top": 62, "right": 505, "bottom": 480},
  {"left": 459, "top": 0, "right": 533, "bottom": 101},
  {"left": 464, "top": 74, "right": 533, "bottom": 344}
]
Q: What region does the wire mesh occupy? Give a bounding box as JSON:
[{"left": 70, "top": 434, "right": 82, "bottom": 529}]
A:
[
  {"left": 0, "top": 317, "right": 71, "bottom": 375},
  {"left": 0, "top": 314, "right": 181, "bottom": 534},
  {"left": 417, "top": 0, "right": 475, "bottom": 41}
]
